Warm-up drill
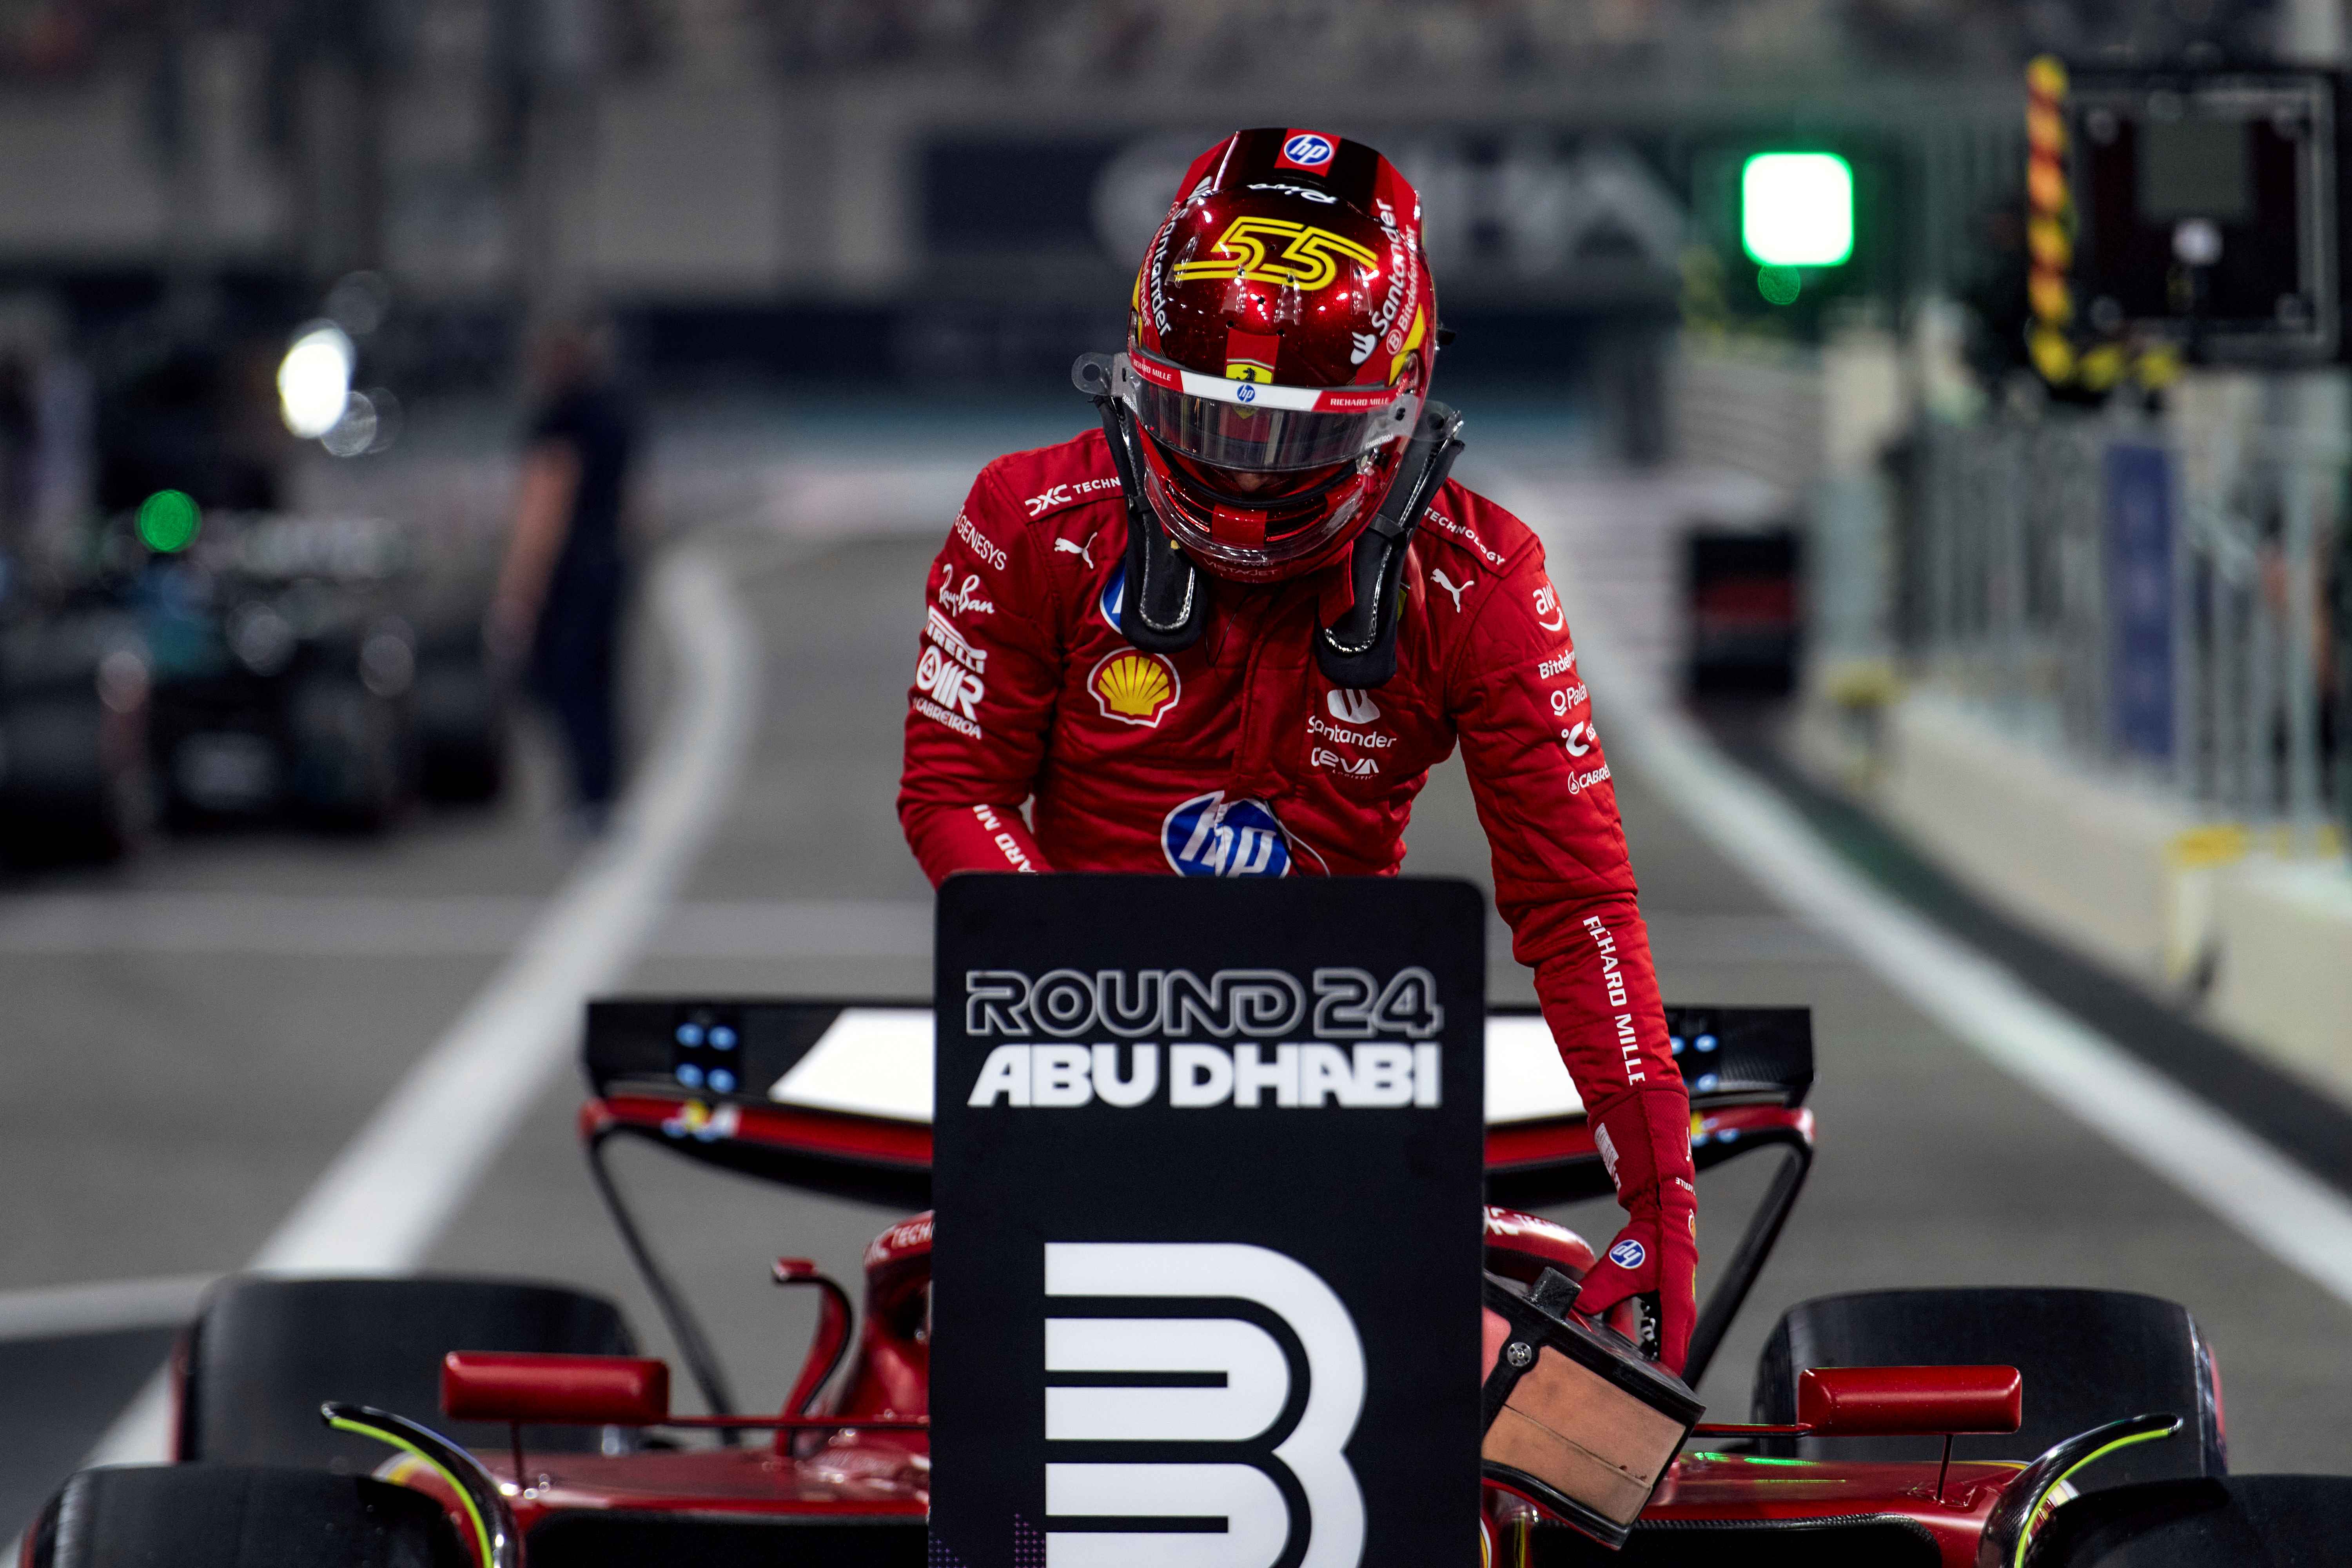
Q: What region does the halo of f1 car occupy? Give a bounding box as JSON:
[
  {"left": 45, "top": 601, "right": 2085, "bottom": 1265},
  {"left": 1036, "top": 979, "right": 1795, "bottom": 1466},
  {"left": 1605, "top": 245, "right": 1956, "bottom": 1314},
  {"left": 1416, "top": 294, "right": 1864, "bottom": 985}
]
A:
[
  {"left": 25, "top": 1003, "right": 2349, "bottom": 1566},
  {"left": 0, "top": 508, "right": 504, "bottom": 863}
]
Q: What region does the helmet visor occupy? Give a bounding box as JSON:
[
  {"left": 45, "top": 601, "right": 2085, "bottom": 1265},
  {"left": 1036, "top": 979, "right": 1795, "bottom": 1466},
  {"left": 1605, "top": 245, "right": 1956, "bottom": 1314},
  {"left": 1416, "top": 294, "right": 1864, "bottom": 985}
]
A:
[
  {"left": 1118, "top": 349, "right": 1418, "bottom": 474},
  {"left": 1140, "top": 456, "right": 1372, "bottom": 578}
]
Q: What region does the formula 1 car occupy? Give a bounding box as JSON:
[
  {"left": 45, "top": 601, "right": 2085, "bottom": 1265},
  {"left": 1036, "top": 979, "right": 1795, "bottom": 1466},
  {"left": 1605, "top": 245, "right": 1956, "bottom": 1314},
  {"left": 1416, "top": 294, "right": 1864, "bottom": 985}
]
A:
[
  {"left": 25, "top": 1002, "right": 2348, "bottom": 1567},
  {"left": 0, "top": 584, "right": 152, "bottom": 865},
  {"left": 109, "top": 508, "right": 505, "bottom": 832}
]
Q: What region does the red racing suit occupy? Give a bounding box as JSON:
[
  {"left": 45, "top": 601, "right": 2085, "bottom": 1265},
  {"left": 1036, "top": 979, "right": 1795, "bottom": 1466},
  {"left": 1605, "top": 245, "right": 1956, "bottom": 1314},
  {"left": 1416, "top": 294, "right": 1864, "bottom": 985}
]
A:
[{"left": 897, "top": 428, "right": 1698, "bottom": 1366}]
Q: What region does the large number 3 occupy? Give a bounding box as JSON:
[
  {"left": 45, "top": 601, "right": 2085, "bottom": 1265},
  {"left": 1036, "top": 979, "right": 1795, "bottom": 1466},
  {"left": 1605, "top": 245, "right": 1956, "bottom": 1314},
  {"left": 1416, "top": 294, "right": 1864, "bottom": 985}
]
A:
[{"left": 1173, "top": 218, "right": 1381, "bottom": 292}]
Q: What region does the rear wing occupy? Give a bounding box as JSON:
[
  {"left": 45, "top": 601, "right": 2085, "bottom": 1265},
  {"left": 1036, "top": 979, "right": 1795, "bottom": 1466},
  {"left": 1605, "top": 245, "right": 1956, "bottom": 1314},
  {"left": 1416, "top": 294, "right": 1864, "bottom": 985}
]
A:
[
  {"left": 580, "top": 998, "right": 1811, "bottom": 1391},
  {"left": 579, "top": 998, "right": 1811, "bottom": 1207}
]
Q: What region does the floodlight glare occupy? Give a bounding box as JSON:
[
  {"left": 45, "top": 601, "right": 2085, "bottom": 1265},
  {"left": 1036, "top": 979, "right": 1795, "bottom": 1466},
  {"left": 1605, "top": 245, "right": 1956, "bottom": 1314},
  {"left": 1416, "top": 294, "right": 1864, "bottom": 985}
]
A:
[
  {"left": 277, "top": 321, "right": 355, "bottom": 439},
  {"left": 1742, "top": 152, "right": 1854, "bottom": 268}
]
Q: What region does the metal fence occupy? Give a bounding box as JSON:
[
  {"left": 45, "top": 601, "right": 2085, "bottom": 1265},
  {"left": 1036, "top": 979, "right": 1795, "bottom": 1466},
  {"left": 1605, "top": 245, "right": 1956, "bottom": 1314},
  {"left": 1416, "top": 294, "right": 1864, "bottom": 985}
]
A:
[{"left": 1908, "top": 408, "right": 2347, "bottom": 850}]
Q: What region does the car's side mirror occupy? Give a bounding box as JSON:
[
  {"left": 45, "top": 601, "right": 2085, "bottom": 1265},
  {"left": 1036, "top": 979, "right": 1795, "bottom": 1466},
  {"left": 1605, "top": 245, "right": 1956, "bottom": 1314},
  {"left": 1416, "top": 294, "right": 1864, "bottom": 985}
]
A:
[
  {"left": 442, "top": 1350, "right": 671, "bottom": 1427},
  {"left": 1795, "top": 1364, "right": 2023, "bottom": 1437}
]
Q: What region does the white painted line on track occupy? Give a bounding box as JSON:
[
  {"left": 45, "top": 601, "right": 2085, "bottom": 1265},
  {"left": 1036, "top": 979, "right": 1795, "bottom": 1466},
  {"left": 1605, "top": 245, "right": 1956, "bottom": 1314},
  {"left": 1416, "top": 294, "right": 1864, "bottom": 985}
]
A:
[
  {"left": 1492, "top": 472, "right": 2352, "bottom": 1316},
  {"left": 0, "top": 1274, "right": 218, "bottom": 1343},
  {"left": 83, "top": 542, "right": 760, "bottom": 1466}
]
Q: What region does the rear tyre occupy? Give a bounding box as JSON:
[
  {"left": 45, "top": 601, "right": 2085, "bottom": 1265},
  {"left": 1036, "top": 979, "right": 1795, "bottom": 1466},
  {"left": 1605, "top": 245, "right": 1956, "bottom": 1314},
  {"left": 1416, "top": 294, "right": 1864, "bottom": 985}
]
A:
[
  {"left": 1751, "top": 1288, "right": 2223, "bottom": 1487},
  {"left": 180, "top": 1275, "right": 641, "bottom": 1470},
  {"left": 25, "top": 1464, "right": 467, "bottom": 1568}
]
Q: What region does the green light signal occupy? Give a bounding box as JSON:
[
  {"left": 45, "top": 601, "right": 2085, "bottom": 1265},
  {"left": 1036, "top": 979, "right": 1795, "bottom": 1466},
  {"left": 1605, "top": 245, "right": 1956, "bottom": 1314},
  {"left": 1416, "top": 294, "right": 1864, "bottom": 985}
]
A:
[
  {"left": 137, "top": 489, "right": 201, "bottom": 553},
  {"left": 1742, "top": 152, "right": 1854, "bottom": 268}
]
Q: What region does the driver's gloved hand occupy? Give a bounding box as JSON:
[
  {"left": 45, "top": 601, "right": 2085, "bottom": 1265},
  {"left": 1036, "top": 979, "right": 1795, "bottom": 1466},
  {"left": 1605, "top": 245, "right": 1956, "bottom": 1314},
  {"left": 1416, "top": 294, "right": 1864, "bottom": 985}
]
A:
[{"left": 1572, "top": 1093, "right": 1699, "bottom": 1377}]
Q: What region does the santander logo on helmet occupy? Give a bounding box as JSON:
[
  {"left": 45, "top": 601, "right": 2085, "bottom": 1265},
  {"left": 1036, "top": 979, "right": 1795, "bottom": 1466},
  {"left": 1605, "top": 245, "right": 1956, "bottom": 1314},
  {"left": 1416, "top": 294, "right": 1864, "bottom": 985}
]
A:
[{"left": 1124, "top": 128, "right": 1438, "bottom": 586}]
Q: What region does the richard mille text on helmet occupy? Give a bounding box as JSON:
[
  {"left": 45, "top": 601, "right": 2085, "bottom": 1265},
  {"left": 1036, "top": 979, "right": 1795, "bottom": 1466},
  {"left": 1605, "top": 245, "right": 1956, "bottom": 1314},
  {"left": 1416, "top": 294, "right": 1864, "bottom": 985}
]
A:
[{"left": 895, "top": 127, "right": 1699, "bottom": 1371}]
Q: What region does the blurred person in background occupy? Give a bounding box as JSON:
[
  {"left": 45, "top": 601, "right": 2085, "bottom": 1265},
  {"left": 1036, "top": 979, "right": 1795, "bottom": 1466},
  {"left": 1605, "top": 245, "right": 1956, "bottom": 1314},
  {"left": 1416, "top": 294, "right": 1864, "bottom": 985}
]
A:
[
  {"left": 897, "top": 130, "right": 1699, "bottom": 1373},
  {"left": 489, "top": 317, "right": 638, "bottom": 834}
]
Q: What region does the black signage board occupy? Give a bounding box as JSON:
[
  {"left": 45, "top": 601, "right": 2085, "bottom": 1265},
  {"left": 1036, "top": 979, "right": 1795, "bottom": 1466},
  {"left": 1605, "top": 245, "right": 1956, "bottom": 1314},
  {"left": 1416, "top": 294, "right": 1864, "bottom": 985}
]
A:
[{"left": 929, "top": 873, "right": 1486, "bottom": 1568}]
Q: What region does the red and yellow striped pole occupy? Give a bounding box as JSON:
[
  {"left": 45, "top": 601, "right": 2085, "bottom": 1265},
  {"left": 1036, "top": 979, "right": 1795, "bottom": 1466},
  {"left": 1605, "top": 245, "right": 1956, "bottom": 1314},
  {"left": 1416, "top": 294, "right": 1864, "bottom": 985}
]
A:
[{"left": 2024, "top": 54, "right": 2077, "bottom": 386}]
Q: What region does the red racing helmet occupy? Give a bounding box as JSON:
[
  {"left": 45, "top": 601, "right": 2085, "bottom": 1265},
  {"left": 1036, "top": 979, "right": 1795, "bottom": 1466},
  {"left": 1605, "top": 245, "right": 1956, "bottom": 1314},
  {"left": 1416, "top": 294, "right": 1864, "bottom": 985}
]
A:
[{"left": 1121, "top": 128, "right": 1439, "bottom": 583}]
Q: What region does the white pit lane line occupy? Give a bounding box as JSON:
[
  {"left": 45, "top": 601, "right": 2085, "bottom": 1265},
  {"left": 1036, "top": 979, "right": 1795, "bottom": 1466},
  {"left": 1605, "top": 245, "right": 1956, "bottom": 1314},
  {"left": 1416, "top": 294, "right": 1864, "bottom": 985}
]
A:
[
  {"left": 1486, "top": 470, "right": 2352, "bottom": 1314},
  {"left": 84, "top": 542, "right": 760, "bottom": 1465}
]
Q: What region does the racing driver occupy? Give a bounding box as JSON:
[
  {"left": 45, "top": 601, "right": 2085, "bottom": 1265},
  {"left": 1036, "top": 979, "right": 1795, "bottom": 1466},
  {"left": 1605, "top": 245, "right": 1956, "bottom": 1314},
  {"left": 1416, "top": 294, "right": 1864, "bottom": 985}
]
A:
[{"left": 897, "top": 128, "right": 1698, "bottom": 1372}]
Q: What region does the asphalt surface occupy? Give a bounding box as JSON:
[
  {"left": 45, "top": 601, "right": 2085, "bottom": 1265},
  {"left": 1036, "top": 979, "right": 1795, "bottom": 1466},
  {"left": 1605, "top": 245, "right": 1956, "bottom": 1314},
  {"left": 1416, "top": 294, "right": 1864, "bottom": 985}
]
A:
[{"left": 5, "top": 410, "right": 2350, "bottom": 1532}]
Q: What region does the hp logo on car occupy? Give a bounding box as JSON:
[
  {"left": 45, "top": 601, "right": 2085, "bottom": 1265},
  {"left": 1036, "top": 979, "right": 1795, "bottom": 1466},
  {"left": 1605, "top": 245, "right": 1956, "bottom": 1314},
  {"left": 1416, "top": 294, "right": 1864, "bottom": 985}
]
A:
[{"left": 1043, "top": 1242, "right": 1365, "bottom": 1568}]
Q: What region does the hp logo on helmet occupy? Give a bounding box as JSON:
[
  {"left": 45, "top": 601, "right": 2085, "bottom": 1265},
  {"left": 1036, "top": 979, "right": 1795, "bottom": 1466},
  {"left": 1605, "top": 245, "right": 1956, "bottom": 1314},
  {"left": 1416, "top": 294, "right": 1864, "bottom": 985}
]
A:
[
  {"left": 1281, "top": 132, "right": 1336, "bottom": 170},
  {"left": 1235, "top": 383, "right": 1256, "bottom": 404}
]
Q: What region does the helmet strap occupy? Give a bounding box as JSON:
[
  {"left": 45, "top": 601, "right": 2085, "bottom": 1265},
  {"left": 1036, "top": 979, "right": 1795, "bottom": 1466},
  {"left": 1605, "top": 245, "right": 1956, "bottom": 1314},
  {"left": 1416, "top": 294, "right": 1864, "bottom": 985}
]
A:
[
  {"left": 1314, "top": 401, "right": 1465, "bottom": 689},
  {"left": 1074, "top": 352, "right": 1208, "bottom": 653}
]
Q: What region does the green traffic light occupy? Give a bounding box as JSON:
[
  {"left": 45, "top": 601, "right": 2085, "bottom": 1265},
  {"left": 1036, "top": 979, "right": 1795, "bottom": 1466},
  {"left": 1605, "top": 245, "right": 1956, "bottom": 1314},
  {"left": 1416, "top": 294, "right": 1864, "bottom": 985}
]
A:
[
  {"left": 137, "top": 489, "right": 201, "bottom": 553},
  {"left": 1742, "top": 152, "right": 1853, "bottom": 268}
]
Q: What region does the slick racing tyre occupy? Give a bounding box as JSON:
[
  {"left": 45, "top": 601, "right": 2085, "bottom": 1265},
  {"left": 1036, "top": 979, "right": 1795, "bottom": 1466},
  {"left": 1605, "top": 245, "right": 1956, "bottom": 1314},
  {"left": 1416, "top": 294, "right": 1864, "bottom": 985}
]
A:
[
  {"left": 179, "top": 1276, "right": 641, "bottom": 1470},
  {"left": 2025, "top": 1474, "right": 2352, "bottom": 1566},
  {"left": 1751, "top": 1288, "right": 2224, "bottom": 1487},
  {"left": 24, "top": 1464, "right": 466, "bottom": 1568}
]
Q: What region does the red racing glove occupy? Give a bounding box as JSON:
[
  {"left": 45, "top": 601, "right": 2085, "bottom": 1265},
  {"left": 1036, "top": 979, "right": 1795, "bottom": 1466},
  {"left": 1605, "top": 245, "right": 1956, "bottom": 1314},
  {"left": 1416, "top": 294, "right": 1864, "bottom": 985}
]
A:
[{"left": 1572, "top": 1091, "right": 1700, "bottom": 1377}]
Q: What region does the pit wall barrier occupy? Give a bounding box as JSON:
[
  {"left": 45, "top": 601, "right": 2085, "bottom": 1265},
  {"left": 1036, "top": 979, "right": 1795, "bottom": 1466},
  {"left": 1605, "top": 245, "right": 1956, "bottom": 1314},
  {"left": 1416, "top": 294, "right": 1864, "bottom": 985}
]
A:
[{"left": 1795, "top": 684, "right": 2352, "bottom": 1106}]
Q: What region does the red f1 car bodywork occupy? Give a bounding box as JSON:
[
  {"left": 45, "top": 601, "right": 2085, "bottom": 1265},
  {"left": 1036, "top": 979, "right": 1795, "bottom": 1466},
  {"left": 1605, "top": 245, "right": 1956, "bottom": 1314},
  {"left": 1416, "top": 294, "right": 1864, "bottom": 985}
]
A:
[{"left": 24, "top": 1001, "right": 2232, "bottom": 1568}]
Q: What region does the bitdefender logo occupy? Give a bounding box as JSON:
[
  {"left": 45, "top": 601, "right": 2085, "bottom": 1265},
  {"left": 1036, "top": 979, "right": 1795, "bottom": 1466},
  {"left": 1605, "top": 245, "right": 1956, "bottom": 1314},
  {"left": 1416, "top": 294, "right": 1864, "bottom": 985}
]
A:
[{"left": 1042, "top": 1241, "right": 1366, "bottom": 1568}]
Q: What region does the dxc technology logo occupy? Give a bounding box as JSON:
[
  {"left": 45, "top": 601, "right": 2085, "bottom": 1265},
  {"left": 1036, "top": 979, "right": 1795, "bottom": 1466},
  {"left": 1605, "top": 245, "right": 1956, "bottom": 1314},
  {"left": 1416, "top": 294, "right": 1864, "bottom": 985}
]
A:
[{"left": 1043, "top": 1242, "right": 1365, "bottom": 1568}]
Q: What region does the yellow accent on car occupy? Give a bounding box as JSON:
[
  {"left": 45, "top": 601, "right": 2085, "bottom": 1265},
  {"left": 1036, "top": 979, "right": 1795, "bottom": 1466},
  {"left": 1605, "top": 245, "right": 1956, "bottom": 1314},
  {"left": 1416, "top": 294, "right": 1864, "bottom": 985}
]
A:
[{"left": 327, "top": 1415, "right": 495, "bottom": 1568}]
